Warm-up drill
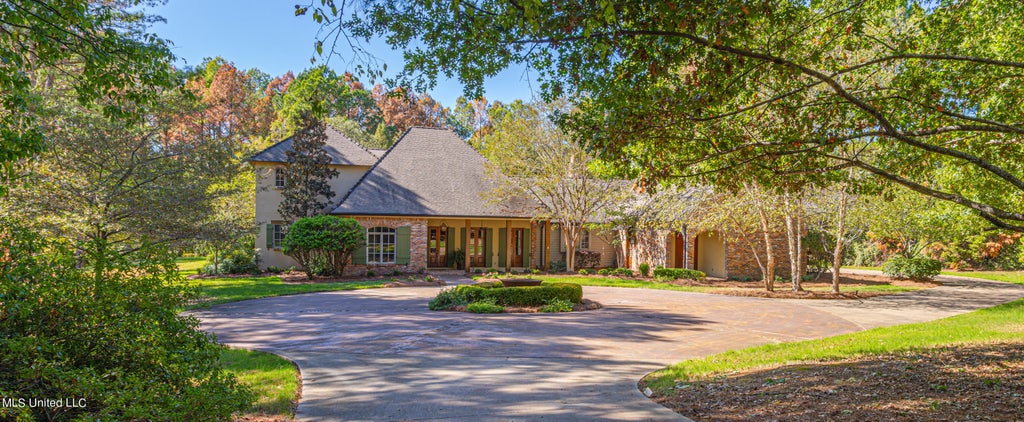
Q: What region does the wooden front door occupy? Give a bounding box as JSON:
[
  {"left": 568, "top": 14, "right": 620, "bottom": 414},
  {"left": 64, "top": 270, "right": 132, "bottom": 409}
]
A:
[
  {"left": 468, "top": 228, "right": 486, "bottom": 267},
  {"left": 428, "top": 227, "right": 448, "bottom": 267},
  {"left": 511, "top": 228, "right": 525, "bottom": 267}
]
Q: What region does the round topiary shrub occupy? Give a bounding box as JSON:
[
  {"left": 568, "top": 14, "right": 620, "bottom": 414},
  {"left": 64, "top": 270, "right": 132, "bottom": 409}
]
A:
[{"left": 281, "top": 216, "right": 363, "bottom": 279}]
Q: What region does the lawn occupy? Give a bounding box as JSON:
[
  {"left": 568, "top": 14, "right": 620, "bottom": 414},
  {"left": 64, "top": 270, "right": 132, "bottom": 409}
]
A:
[
  {"left": 188, "top": 275, "right": 386, "bottom": 308},
  {"left": 643, "top": 272, "right": 1024, "bottom": 392},
  {"left": 843, "top": 266, "right": 1024, "bottom": 286},
  {"left": 176, "top": 255, "right": 207, "bottom": 276},
  {"left": 221, "top": 347, "right": 299, "bottom": 418}
]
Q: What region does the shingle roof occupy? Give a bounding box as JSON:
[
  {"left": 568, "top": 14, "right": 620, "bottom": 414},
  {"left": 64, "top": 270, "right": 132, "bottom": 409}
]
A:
[
  {"left": 331, "top": 127, "right": 535, "bottom": 218},
  {"left": 250, "top": 125, "right": 379, "bottom": 166}
]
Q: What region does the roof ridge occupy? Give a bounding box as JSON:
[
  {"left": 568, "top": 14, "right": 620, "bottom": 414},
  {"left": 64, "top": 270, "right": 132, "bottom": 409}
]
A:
[{"left": 334, "top": 126, "right": 415, "bottom": 207}]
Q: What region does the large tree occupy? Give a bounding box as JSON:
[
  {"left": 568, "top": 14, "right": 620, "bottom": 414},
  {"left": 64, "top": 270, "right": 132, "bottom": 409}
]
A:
[
  {"left": 301, "top": 0, "right": 1024, "bottom": 231},
  {"left": 482, "top": 102, "right": 625, "bottom": 272},
  {"left": 277, "top": 113, "right": 339, "bottom": 222},
  {"left": 0, "top": 0, "right": 176, "bottom": 194}
]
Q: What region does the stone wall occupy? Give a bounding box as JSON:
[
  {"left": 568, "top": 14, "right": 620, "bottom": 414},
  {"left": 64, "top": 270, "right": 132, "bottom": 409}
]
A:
[
  {"left": 629, "top": 228, "right": 671, "bottom": 271},
  {"left": 342, "top": 216, "right": 429, "bottom": 276},
  {"left": 725, "top": 232, "right": 805, "bottom": 280}
]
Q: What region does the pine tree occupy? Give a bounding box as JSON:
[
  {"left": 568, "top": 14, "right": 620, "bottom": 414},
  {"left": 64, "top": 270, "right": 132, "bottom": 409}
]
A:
[{"left": 278, "top": 113, "right": 339, "bottom": 222}]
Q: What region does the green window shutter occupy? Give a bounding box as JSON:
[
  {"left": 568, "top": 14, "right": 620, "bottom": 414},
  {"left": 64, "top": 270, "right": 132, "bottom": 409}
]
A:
[
  {"left": 485, "top": 228, "right": 493, "bottom": 267},
  {"left": 396, "top": 226, "right": 411, "bottom": 265},
  {"left": 352, "top": 226, "right": 368, "bottom": 265},
  {"left": 523, "top": 229, "right": 531, "bottom": 268},
  {"left": 498, "top": 228, "right": 507, "bottom": 267},
  {"left": 265, "top": 224, "right": 274, "bottom": 249},
  {"left": 460, "top": 228, "right": 466, "bottom": 253}
]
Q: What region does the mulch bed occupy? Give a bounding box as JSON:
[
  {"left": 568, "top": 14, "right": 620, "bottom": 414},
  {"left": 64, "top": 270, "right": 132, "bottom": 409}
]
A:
[
  {"left": 452, "top": 299, "right": 603, "bottom": 313},
  {"left": 646, "top": 342, "right": 1024, "bottom": 421}
]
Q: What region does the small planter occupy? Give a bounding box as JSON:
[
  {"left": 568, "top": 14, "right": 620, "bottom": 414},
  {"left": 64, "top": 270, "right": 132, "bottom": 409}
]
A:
[{"left": 500, "top": 278, "right": 543, "bottom": 287}]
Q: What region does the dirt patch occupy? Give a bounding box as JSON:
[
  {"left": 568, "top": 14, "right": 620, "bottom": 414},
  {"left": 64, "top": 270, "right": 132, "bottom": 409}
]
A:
[{"left": 646, "top": 342, "right": 1024, "bottom": 421}]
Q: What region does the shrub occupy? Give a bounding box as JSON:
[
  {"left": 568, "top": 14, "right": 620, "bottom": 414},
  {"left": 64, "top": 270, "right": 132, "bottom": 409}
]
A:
[
  {"left": 0, "top": 222, "right": 252, "bottom": 420},
  {"left": 550, "top": 261, "right": 567, "bottom": 272},
  {"left": 578, "top": 268, "right": 590, "bottom": 275},
  {"left": 485, "top": 267, "right": 498, "bottom": 273},
  {"left": 392, "top": 269, "right": 402, "bottom": 276},
  {"left": 473, "top": 281, "right": 503, "bottom": 289},
  {"left": 638, "top": 263, "right": 651, "bottom": 277},
  {"left": 467, "top": 299, "right": 504, "bottom": 313},
  {"left": 540, "top": 298, "right": 574, "bottom": 313},
  {"left": 597, "top": 268, "right": 611, "bottom": 276},
  {"left": 428, "top": 287, "right": 469, "bottom": 310},
  {"left": 614, "top": 268, "right": 635, "bottom": 277},
  {"left": 454, "top": 283, "right": 583, "bottom": 306},
  {"left": 366, "top": 269, "right": 376, "bottom": 277},
  {"left": 652, "top": 267, "right": 706, "bottom": 280},
  {"left": 531, "top": 268, "right": 541, "bottom": 275},
  {"left": 281, "top": 216, "right": 363, "bottom": 279},
  {"left": 449, "top": 248, "right": 466, "bottom": 269},
  {"left": 205, "top": 248, "right": 259, "bottom": 275},
  {"left": 882, "top": 256, "right": 943, "bottom": 280},
  {"left": 575, "top": 249, "right": 601, "bottom": 268},
  {"left": 265, "top": 266, "right": 285, "bottom": 274}
]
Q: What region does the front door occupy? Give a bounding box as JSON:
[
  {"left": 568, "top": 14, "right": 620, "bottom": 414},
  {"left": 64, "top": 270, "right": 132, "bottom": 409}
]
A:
[
  {"left": 468, "top": 228, "right": 486, "bottom": 267},
  {"left": 511, "top": 228, "right": 525, "bottom": 267},
  {"left": 428, "top": 226, "right": 448, "bottom": 267}
]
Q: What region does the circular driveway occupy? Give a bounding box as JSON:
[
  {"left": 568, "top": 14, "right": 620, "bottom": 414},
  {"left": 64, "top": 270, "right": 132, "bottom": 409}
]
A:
[{"left": 197, "top": 286, "right": 863, "bottom": 421}]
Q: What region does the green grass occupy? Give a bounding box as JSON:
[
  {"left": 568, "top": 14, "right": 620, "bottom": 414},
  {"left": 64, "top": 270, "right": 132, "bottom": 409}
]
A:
[
  {"left": 188, "top": 276, "right": 387, "bottom": 308},
  {"left": 221, "top": 347, "right": 299, "bottom": 417},
  {"left": 644, "top": 272, "right": 1024, "bottom": 394},
  {"left": 537, "top": 275, "right": 715, "bottom": 293},
  {"left": 176, "top": 257, "right": 387, "bottom": 308},
  {"left": 176, "top": 256, "right": 207, "bottom": 276},
  {"left": 939, "top": 270, "right": 1024, "bottom": 285}
]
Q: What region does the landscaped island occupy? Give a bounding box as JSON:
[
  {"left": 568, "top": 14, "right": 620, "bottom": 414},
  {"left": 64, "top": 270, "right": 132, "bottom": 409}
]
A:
[{"left": 428, "top": 281, "right": 600, "bottom": 313}]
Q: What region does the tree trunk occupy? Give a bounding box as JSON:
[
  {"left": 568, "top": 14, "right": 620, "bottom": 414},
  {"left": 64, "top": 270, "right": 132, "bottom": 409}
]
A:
[
  {"left": 758, "top": 208, "right": 775, "bottom": 291},
  {"left": 784, "top": 195, "right": 803, "bottom": 292},
  {"left": 832, "top": 188, "right": 849, "bottom": 293},
  {"left": 563, "top": 225, "right": 578, "bottom": 272}
]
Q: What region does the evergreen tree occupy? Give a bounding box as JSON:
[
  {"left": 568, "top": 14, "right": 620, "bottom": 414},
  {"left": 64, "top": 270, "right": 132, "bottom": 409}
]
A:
[{"left": 278, "top": 114, "right": 339, "bottom": 222}]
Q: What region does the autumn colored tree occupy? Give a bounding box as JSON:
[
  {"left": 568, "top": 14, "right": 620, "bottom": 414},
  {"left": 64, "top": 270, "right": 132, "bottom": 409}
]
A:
[{"left": 372, "top": 85, "right": 449, "bottom": 139}]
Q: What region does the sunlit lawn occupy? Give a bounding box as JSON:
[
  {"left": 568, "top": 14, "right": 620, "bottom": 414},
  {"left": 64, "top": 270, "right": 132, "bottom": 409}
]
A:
[
  {"left": 221, "top": 347, "right": 299, "bottom": 418},
  {"left": 645, "top": 272, "right": 1024, "bottom": 393},
  {"left": 176, "top": 255, "right": 207, "bottom": 276}
]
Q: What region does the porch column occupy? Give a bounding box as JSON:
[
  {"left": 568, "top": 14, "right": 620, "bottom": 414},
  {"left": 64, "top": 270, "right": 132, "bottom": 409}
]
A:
[
  {"left": 543, "top": 220, "right": 552, "bottom": 271},
  {"left": 505, "top": 220, "right": 513, "bottom": 272},
  {"left": 464, "top": 219, "right": 471, "bottom": 273}
]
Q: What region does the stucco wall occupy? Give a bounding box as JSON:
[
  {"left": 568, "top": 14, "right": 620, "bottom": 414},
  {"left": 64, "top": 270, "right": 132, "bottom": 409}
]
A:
[{"left": 254, "top": 162, "right": 371, "bottom": 269}]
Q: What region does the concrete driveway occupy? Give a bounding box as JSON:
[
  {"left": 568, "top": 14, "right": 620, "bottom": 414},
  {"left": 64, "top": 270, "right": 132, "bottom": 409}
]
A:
[{"left": 195, "top": 273, "right": 1024, "bottom": 421}]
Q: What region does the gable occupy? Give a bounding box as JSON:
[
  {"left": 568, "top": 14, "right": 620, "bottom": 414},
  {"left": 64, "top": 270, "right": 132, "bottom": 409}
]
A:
[{"left": 250, "top": 125, "right": 379, "bottom": 166}]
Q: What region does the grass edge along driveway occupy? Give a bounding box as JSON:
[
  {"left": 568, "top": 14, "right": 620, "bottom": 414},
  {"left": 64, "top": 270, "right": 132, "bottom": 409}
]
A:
[{"left": 643, "top": 273, "right": 1024, "bottom": 396}]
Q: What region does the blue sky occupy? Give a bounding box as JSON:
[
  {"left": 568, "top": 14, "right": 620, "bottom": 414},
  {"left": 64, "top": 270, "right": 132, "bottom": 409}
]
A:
[{"left": 147, "top": 0, "right": 535, "bottom": 107}]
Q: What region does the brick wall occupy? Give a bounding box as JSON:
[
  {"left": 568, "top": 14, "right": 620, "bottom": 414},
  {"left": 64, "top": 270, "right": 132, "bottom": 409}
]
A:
[
  {"left": 725, "top": 232, "right": 805, "bottom": 280},
  {"left": 342, "top": 216, "right": 428, "bottom": 276}
]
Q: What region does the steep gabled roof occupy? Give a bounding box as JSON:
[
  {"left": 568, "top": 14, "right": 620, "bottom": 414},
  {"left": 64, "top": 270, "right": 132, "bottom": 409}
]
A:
[
  {"left": 250, "top": 125, "right": 379, "bottom": 166},
  {"left": 331, "top": 127, "right": 534, "bottom": 218}
]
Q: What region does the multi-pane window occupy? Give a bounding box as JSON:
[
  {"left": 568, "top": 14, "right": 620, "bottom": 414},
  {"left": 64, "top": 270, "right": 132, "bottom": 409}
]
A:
[
  {"left": 272, "top": 224, "right": 286, "bottom": 248},
  {"left": 468, "top": 228, "right": 486, "bottom": 267},
  {"left": 578, "top": 229, "right": 590, "bottom": 250},
  {"left": 367, "top": 227, "right": 396, "bottom": 264},
  {"left": 274, "top": 167, "right": 286, "bottom": 189}
]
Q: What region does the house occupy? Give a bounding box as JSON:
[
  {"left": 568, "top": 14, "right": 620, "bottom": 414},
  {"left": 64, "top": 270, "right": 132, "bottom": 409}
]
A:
[{"left": 252, "top": 126, "right": 780, "bottom": 278}]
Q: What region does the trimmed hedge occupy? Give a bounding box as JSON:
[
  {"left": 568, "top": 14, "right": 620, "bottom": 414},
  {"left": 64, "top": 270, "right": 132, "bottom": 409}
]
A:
[
  {"left": 882, "top": 256, "right": 943, "bottom": 280},
  {"left": 455, "top": 283, "right": 583, "bottom": 306},
  {"left": 598, "top": 268, "right": 634, "bottom": 277},
  {"left": 652, "top": 267, "right": 706, "bottom": 280}
]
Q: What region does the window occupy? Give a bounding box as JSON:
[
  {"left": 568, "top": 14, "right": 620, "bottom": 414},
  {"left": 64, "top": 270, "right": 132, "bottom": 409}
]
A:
[
  {"left": 367, "top": 227, "right": 396, "bottom": 264},
  {"left": 272, "top": 224, "right": 286, "bottom": 248},
  {"left": 578, "top": 229, "right": 590, "bottom": 250},
  {"left": 274, "top": 167, "right": 286, "bottom": 189}
]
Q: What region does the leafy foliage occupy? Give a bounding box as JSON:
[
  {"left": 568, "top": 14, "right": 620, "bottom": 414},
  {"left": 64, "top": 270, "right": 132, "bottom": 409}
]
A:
[
  {"left": 203, "top": 248, "right": 260, "bottom": 275},
  {"left": 277, "top": 115, "right": 339, "bottom": 221},
  {"left": 652, "top": 267, "right": 706, "bottom": 281},
  {"left": 466, "top": 298, "right": 505, "bottom": 314},
  {"left": 427, "top": 287, "right": 470, "bottom": 311},
  {"left": 882, "top": 256, "right": 943, "bottom": 280},
  {"left": 0, "top": 222, "right": 252, "bottom": 420},
  {"left": 0, "top": 0, "right": 176, "bottom": 194},
  {"left": 281, "top": 216, "right": 363, "bottom": 278},
  {"left": 452, "top": 283, "right": 583, "bottom": 306},
  {"left": 539, "top": 298, "right": 574, "bottom": 313},
  {"left": 638, "top": 263, "right": 651, "bottom": 277}
]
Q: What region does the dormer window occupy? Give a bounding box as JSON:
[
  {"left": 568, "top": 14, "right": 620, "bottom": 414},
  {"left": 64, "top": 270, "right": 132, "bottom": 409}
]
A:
[{"left": 274, "top": 167, "right": 286, "bottom": 189}]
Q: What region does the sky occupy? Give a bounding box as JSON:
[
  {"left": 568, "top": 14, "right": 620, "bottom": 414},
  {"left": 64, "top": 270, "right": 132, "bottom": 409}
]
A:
[{"left": 147, "top": 0, "right": 536, "bottom": 107}]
